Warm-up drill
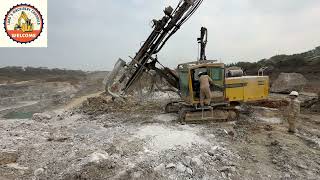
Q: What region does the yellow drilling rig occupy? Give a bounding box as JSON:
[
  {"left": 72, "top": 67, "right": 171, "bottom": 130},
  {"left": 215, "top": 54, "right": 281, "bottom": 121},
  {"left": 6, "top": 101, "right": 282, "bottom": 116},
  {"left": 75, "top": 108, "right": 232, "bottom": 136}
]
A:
[{"left": 105, "top": 0, "right": 269, "bottom": 123}]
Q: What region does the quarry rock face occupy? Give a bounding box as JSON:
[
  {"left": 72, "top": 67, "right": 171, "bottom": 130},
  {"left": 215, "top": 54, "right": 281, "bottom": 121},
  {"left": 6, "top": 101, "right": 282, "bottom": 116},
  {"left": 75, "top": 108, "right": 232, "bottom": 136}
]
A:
[
  {"left": 271, "top": 73, "right": 307, "bottom": 93},
  {"left": 311, "top": 95, "right": 320, "bottom": 112}
]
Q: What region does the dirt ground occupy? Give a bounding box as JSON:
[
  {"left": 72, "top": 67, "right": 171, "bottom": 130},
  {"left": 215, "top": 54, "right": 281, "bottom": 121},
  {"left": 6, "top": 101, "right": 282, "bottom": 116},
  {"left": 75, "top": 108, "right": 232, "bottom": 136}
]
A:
[{"left": 0, "top": 87, "right": 319, "bottom": 179}]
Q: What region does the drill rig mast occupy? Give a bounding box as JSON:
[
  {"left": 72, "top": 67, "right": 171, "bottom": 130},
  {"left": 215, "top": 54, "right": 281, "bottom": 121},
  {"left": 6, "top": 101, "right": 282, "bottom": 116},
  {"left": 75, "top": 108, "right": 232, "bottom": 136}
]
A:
[
  {"left": 197, "top": 27, "right": 208, "bottom": 61},
  {"left": 106, "top": 0, "right": 204, "bottom": 97}
]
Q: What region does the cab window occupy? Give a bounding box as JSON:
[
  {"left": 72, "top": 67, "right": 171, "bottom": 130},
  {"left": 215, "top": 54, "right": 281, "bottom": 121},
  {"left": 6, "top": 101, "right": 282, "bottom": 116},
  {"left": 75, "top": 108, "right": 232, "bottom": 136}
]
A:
[{"left": 209, "top": 68, "right": 223, "bottom": 80}]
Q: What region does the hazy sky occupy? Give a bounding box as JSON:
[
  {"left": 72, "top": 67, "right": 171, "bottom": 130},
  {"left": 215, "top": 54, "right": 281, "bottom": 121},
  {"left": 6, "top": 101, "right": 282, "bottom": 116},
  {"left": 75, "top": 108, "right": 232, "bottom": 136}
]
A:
[{"left": 1, "top": 0, "right": 320, "bottom": 71}]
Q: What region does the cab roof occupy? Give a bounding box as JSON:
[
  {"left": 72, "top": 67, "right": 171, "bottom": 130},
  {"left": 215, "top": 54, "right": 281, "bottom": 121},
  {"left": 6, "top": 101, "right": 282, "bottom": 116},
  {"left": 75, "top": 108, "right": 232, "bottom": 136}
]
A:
[{"left": 178, "top": 60, "right": 225, "bottom": 70}]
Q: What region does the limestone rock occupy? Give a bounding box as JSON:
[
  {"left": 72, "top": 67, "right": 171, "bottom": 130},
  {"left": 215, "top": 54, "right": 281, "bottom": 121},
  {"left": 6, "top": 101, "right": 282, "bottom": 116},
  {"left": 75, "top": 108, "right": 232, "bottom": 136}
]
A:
[
  {"left": 176, "top": 162, "right": 186, "bottom": 173},
  {"left": 6, "top": 163, "right": 28, "bottom": 170},
  {"left": 32, "top": 113, "right": 52, "bottom": 121},
  {"left": 34, "top": 168, "right": 45, "bottom": 176},
  {"left": 0, "top": 150, "right": 18, "bottom": 165},
  {"left": 207, "top": 150, "right": 215, "bottom": 156},
  {"left": 165, "top": 163, "right": 175, "bottom": 169},
  {"left": 182, "top": 156, "right": 192, "bottom": 167},
  {"left": 62, "top": 151, "right": 115, "bottom": 180},
  {"left": 132, "top": 171, "right": 142, "bottom": 179},
  {"left": 271, "top": 73, "right": 307, "bottom": 93},
  {"left": 191, "top": 157, "right": 203, "bottom": 167},
  {"left": 87, "top": 151, "right": 109, "bottom": 163},
  {"left": 208, "top": 145, "right": 220, "bottom": 156},
  {"left": 154, "top": 163, "right": 165, "bottom": 172},
  {"left": 186, "top": 167, "right": 193, "bottom": 175}
]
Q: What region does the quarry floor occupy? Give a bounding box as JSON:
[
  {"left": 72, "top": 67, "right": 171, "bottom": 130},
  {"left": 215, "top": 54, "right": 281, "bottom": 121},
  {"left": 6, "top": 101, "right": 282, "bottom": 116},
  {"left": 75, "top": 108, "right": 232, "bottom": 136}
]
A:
[{"left": 0, "top": 81, "right": 319, "bottom": 180}]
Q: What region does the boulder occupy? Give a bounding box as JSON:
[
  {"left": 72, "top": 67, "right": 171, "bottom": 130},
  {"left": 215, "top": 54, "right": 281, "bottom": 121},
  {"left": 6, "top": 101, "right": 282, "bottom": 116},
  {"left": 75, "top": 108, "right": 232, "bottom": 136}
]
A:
[
  {"left": 271, "top": 73, "right": 307, "bottom": 93},
  {"left": 87, "top": 151, "right": 109, "bottom": 163},
  {"left": 186, "top": 167, "right": 193, "bottom": 175},
  {"left": 165, "top": 163, "right": 175, "bottom": 169},
  {"left": 176, "top": 162, "right": 186, "bottom": 173},
  {"left": 191, "top": 157, "right": 203, "bottom": 167},
  {"left": 182, "top": 156, "right": 192, "bottom": 167},
  {"left": 311, "top": 102, "right": 320, "bottom": 112},
  {"left": 6, "top": 163, "right": 29, "bottom": 170},
  {"left": 62, "top": 151, "right": 116, "bottom": 180},
  {"left": 34, "top": 168, "right": 45, "bottom": 177},
  {"left": 32, "top": 113, "right": 52, "bottom": 121},
  {"left": 132, "top": 171, "right": 142, "bottom": 179},
  {"left": 0, "top": 150, "right": 18, "bottom": 165},
  {"left": 154, "top": 163, "right": 165, "bottom": 172}
]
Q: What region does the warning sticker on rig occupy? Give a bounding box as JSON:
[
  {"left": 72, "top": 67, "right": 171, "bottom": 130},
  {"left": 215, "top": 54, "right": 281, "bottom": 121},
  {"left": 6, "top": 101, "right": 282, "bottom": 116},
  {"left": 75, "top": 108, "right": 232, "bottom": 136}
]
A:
[{"left": 0, "top": 0, "right": 47, "bottom": 47}]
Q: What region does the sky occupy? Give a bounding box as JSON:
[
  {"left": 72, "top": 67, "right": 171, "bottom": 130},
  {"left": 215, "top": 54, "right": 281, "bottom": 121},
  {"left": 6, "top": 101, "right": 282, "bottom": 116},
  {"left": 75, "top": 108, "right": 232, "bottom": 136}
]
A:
[{"left": 1, "top": 0, "right": 320, "bottom": 71}]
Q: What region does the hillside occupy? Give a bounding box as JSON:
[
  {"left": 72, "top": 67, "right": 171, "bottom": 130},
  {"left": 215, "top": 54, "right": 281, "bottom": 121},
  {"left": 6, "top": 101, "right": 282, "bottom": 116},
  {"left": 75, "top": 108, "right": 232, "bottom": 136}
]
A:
[
  {"left": 229, "top": 46, "right": 320, "bottom": 93},
  {"left": 0, "top": 66, "right": 87, "bottom": 85}
]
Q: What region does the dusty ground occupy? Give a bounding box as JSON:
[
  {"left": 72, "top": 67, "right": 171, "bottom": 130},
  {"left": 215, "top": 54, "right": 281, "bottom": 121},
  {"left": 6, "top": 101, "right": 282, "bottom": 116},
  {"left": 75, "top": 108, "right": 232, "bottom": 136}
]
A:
[{"left": 0, "top": 88, "right": 319, "bottom": 179}]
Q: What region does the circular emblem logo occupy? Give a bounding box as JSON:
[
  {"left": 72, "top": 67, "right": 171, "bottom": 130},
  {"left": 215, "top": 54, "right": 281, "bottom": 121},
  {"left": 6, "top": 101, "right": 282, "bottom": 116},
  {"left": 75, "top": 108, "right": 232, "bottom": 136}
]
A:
[{"left": 4, "top": 4, "right": 44, "bottom": 44}]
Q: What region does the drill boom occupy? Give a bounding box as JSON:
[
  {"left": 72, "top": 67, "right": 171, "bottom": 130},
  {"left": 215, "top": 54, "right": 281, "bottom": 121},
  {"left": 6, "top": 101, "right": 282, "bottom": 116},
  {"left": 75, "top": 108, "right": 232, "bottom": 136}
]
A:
[{"left": 106, "top": 0, "right": 204, "bottom": 96}]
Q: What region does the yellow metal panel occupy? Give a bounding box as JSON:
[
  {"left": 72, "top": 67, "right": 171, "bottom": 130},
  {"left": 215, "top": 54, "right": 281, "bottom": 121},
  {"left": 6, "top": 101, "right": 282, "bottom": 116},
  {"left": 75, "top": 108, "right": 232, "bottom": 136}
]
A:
[
  {"left": 226, "top": 76, "right": 269, "bottom": 103},
  {"left": 245, "top": 76, "right": 269, "bottom": 101},
  {"left": 225, "top": 78, "right": 244, "bottom": 102}
]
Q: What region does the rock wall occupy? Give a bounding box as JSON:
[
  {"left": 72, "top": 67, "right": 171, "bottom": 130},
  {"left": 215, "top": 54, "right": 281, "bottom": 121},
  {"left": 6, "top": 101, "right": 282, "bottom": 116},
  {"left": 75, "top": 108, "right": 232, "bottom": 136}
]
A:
[{"left": 271, "top": 73, "right": 307, "bottom": 93}]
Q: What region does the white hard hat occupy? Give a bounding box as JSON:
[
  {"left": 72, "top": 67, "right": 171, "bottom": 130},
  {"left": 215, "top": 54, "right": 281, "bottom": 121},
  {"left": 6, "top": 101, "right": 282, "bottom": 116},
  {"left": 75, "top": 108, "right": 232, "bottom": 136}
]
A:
[
  {"left": 289, "top": 91, "right": 299, "bottom": 97},
  {"left": 198, "top": 71, "right": 206, "bottom": 77}
]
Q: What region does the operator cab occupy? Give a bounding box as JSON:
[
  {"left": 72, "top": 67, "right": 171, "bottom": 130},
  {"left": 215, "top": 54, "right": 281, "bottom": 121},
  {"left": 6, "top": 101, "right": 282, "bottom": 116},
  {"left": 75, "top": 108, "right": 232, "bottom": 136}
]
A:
[{"left": 177, "top": 61, "right": 225, "bottom": 105}]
